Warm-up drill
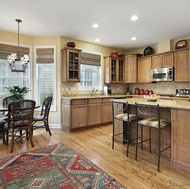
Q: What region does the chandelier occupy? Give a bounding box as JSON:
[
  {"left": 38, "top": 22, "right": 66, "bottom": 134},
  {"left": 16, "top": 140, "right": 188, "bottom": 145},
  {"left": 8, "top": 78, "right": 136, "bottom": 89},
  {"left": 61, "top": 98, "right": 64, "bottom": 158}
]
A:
[{"left": 7, "top": 19, "right": 29, "bottom": 72}]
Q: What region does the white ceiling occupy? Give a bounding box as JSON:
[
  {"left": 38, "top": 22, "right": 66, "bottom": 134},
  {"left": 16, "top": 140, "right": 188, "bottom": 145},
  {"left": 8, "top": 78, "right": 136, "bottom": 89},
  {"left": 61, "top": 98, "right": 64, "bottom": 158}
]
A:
[{"left": 1, "top": 0, "right": 190, "bottom": 51}]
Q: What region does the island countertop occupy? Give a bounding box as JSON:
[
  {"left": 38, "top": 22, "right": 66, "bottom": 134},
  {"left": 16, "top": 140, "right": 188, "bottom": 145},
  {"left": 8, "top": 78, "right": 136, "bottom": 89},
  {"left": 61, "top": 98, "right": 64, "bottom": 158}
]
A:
[
  {"left": 113, "top": 96, "right": 190, "bottom": 173},
  {"left": 112, "top": 97, "right": 190, "bottom": 110}
]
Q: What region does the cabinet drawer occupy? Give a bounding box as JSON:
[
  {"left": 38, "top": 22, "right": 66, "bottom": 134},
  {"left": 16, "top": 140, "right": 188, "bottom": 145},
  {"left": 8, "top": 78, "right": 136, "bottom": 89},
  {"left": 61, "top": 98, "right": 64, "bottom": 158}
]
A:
[
  {"left": 71, "top": 99, "right": 87, "bottom": 105},
  {"left": 102, "top": 98, "right": 113, "bottom": 103},
  {"left": 88, "top": 98, "right": 102, "bottom": 104}
]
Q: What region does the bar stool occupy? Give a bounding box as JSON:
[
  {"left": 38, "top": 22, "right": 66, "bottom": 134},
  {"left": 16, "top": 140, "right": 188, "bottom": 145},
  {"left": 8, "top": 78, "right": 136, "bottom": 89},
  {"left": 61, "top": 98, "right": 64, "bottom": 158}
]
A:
[
  {"left": 112, "top": 101, "right": 142, "bottom": 157},
  {"left": 135, "top": 102, "right": 171, "bottom": 171}
]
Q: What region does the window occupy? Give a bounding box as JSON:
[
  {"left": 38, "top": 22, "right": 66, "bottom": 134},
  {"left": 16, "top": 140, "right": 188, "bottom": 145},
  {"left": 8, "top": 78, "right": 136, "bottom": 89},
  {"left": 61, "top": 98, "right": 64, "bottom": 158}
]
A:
[
  {"left": 0, "top": 43, "right": 31, "bottom": 106},
  {"left": 34, "top": 46, "right": 56, "bottom": 111},
  {"left": 79, "top": 52, "right": 102, "bottom": 90},
  {"left": 80, "top": 64, "right": 101, "bottom": 89}
]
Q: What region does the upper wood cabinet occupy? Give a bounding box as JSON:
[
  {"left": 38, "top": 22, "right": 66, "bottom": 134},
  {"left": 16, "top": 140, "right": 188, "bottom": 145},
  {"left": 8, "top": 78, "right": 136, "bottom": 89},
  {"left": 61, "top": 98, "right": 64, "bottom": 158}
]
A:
[
  {"left": 151, "top": 52, "right": 173, "bottom": 69},
  {"left": 174, "top": 49, "right": 189, "bottom": 82},
  {"left": 137, "top": 56, "right": 152, "bottom": 83},
  {"left": 124, "top": 54, "right": 142, "bottom": 83},
  {"left": 62, "top": 47, "right": 82, "bottom": 82},
  {"left": 104, "top": 56, "right": 124, "bottom": 84}
]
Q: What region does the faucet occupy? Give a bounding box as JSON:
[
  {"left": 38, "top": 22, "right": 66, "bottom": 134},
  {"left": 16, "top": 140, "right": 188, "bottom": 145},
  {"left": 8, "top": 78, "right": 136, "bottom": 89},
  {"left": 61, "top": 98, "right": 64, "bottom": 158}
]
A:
[{"left": 91, "top": 88, "right": 98, "bottom": 96}]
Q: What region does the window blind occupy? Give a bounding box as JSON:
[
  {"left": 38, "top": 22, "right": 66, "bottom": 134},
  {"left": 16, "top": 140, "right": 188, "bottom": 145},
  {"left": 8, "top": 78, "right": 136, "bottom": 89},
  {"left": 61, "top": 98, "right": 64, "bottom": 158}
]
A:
[
  {"left": 81, "top": 52, "right": 101, "bottom": 66},
  {"left": 36, "top": 48, "right": 54, "bottom": 63},
  {"left": 0, "top": 43, "right": 29, "bottom": 60}
]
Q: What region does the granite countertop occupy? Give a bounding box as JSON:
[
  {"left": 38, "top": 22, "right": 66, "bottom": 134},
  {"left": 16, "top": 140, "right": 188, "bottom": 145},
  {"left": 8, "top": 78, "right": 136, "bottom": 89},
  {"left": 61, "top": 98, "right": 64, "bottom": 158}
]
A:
[
  {"left": 62, "top": 94, "right": 189, "bottom": 100},
  {"left": 112, "top": 97, "right": 190, "bottom": 110},
  {"left": 62, "top": 94, "right": 128, "bottom": 99}
]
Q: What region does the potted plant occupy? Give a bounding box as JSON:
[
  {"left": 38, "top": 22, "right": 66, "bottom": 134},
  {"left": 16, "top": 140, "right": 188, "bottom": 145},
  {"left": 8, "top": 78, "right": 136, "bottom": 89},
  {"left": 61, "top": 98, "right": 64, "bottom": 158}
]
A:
[{"left": 6, "top": 86, "right": 30, "bottom": 100}]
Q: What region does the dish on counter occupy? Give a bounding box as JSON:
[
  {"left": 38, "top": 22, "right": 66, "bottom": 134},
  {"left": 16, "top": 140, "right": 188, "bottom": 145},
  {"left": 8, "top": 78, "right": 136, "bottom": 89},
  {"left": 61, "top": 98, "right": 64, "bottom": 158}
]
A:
[{"left": 143, "top": 94, "right": 160, "bottom": 102}]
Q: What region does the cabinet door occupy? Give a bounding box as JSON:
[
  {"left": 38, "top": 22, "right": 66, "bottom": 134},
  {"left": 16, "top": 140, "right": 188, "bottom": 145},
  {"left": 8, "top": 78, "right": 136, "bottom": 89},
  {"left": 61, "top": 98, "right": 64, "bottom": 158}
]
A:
[
  {"left": 163, "top": 52, "right": 173, "bottom": 68},
  {"left": 104, "top": 56, "right": 124, "bottom": 84},
  {"left": 71, "top": 105, "right": 87, "bottom": 129},
  {"left": 174, "top": 50, "right": 189, "bottom": 82},
  {"left": 71, "top": 99, "right": 87, "bottom": 129},
  {"left": 118, "top": 59, "right": 124, "bottom": 82},
  {"left": 138, "top": 57, "right": 151, "bottom": 83},
  {"left": 152, "top": 53, "right": 173, "bottom": 69},
  {"left": 152, "top": 55, "right": 162, "bottom": 69},
  {"left": 102, "top": 98, "right": 113, "bottom": 123},
  {"left": 88, "top": 98, "right": 102, "bottom": 126},
  {"left": 68, "top": 51, "right": 80, "bottom": 81},
  {"left": 124, "top": 54, "right": 138, "bottom": 83},
  {"left": 111, "top": 58, "right": 117, "bottom": 82},
  {"left": 62, "top": 48, "right": 82, "bottom": 82}
]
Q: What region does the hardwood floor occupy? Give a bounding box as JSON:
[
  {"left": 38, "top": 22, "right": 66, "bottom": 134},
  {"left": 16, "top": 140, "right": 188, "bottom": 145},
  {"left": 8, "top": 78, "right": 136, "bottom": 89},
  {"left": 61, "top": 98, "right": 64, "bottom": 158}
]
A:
[{"left": 0, "top": 124, "right": 190, "bottom": 189}]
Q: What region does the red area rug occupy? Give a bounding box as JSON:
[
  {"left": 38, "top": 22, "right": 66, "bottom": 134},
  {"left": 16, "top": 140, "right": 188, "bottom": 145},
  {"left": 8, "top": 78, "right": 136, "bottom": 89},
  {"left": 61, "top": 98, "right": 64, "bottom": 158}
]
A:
[{"left": 0, "top": 143, "right": 126, "bottom": 188}]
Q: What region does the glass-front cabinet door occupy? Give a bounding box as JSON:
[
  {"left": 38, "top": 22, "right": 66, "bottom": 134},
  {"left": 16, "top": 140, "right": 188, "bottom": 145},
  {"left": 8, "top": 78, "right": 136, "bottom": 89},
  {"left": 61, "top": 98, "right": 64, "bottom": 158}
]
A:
[
  {"left": 104, "top": 56, "right": 124, "bottom": 84},
  {"left": 111, "top": 59, "right": 117, "bottom": 81},
  {"left": 62, "top": 47, "right": 82, "bottom": 82},
  {"left": 69, "top": 51, "right": 79, "bottom": 80},
  {"left": 118, "top": 59, "right": 124, "bottom": 82}
]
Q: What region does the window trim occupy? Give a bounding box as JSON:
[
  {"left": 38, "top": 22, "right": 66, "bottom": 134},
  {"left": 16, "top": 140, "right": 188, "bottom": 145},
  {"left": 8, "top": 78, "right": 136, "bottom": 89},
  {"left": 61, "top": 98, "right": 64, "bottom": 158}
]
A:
[{"left": 34, "top": 45, "right": 56, "bottom": 111}]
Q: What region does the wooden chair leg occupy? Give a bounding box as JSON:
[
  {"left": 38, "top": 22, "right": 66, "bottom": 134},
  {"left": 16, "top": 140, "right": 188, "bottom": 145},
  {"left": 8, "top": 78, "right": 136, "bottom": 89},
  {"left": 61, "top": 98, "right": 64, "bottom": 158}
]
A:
[{"left": 45, "top": 120, "right": 52, "bottom": 136}]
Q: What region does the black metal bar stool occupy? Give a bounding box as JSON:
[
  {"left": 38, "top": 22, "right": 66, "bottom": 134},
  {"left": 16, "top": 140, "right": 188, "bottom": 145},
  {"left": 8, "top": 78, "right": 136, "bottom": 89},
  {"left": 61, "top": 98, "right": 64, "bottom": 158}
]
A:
[
  {"left": 112, "top": 101, "right": 142, "bottom": 157},
  {"left": 135, "top": 102, "right": 171, "bottom": 171}
]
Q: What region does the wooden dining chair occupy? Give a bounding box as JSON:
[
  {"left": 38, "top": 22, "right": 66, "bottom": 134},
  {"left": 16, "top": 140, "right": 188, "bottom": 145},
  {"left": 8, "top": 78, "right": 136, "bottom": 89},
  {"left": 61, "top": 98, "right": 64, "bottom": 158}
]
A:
[
  {"left": 0, "top": 119, "right": 6, "bottom": 144},
  {"left": 32, "top": 96, "right": 53, "bottom": 136},
  {"left": 2, "top": 96, "right": 13, "bottom": 116},
  {"left": 4, "top": 99, "right": 36, "bottom": 153}
]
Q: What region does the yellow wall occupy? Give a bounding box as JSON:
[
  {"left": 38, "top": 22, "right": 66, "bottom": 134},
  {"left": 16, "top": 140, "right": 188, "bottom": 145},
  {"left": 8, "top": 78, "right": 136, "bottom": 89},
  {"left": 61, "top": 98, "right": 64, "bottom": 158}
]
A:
[
  {"left": 1, "top": 29, "right": 190, "bottom": 127},
  {"left": 0, "top": 30, "right": 125, "bottom": 127},
  {"left": 0, "top": 30, "right": 33, "bottom": 45}
]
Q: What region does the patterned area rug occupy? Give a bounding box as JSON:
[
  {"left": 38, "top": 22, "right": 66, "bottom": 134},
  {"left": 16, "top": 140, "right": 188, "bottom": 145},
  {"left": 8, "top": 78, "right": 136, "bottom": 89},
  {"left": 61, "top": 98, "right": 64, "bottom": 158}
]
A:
[{"left": 0, "top": 143, "right": 126, "bottom": 189}]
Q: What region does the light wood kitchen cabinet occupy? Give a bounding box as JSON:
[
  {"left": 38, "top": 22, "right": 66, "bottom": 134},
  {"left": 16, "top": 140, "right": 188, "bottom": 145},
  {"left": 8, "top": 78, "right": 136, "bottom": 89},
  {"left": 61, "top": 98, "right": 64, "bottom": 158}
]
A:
[
  {"left": 104, "top": 56, "right": 124, "bottom": 84},
  {"left": 174, "top": 49, "right": 189, "bottom": 82},
  {"left": 62, "top": 47, "right": 82, "bottom": 82},
  {"left": 62, "top": 97, "right": 114, "bottom": 130},
  {"left": 137, "top": 56, "right": 152, "bottom": 83},
  {"left": 102, "top": 98, "right": 113, "bottom": 123},
  {"left": 172, "top": 108, "right": 190, "bottom": 172},
  {"left": 151, "top": 52, "right": 173, "bottom": 69},
  {"left": 61, "top": 98, "right": 87, "bottom": 129},
  {"left": 124, "top": 54, "right": 142, "bottom": 83},
  {"left": 88, "top": 98, "right": 102, "bottom": 126}
]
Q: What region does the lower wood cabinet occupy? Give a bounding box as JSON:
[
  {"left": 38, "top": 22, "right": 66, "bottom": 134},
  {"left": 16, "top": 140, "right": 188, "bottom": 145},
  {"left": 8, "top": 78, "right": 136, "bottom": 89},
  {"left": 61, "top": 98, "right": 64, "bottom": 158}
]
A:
[
  {"left": 61, "top": 97, "right": 114, "bottom": 130},
  {"left": 71, "top": 99, "right": 87, "bottom": 129},
  {"left": 102, "top": 98, "right": 113, "bottom": 123},
  {"left": 88, "top": 99, "right": 102, "bottom": 126},
  {"left": 171, "top": 108, "right": 190, "bottom": 172}
]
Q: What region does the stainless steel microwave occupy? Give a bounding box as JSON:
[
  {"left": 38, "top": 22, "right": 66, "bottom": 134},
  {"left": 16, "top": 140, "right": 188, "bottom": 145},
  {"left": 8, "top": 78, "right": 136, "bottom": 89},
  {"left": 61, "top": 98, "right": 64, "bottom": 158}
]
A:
[{"left": 151, "top": 67, "right": 174, "bottom": 82}]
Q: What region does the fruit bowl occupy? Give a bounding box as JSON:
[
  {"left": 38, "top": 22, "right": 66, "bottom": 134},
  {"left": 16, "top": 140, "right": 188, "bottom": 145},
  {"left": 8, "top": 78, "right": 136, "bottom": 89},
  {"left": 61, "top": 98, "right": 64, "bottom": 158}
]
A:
[{"left": 143, "top": 94, "right": 160, "bottom": 102}]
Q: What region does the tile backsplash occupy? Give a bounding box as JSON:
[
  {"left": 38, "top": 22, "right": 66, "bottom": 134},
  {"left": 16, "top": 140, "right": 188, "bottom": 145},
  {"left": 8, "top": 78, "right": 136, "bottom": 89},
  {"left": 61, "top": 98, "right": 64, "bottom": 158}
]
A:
[
  {"left": 129, "top": 82, "right": 190, "bottom": 95},
  {"left": 62, "top": 82, "right": 190, "bottom": 96}
]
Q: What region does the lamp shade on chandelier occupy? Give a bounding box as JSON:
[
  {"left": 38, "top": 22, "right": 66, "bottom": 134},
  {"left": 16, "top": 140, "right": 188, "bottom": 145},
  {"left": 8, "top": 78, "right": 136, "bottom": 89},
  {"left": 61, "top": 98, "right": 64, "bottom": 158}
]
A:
[{"left": 7, "top": 19, "right": 29, "bottom": 72}]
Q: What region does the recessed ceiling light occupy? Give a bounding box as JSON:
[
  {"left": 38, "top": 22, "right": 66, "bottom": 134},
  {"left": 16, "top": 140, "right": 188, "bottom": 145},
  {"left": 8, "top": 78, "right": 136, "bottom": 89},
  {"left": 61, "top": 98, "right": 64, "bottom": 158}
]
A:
[
  {"left": 131, "top": 37, "right": 136, "bottom": 40},
  {"left": 93, "top": 23, "right": 99, "bottom": 28},
  {"left": 95, "top": 38, "right": 100, "bottom": 42},
  {"left": 131, "top": 15, "right": 138, "bottom": 21}
]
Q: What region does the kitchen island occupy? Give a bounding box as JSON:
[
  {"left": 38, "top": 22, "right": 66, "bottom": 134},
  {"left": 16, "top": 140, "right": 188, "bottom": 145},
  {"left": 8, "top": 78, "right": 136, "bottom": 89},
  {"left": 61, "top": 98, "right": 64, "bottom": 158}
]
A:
[{"left": 113, "top": 97, "right": 190, "bottom": 173}]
